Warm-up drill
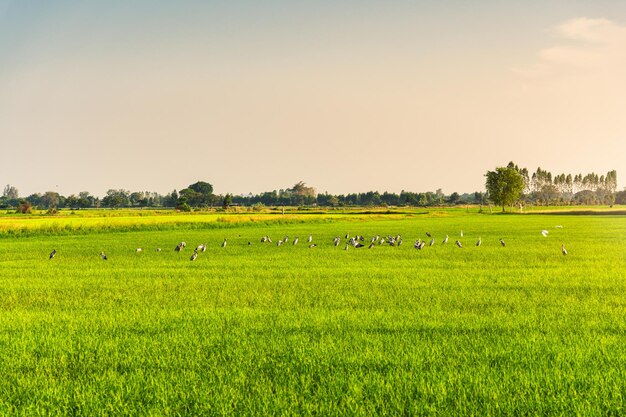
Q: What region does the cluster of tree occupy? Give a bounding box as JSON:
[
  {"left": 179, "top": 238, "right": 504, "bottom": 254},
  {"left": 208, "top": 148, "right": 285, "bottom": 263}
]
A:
[
  {"left": 486, "top": 162, "right": 619, "bottom": 211},
  {"left": 1, "top": 167, "right": 621, "bottom": 213}
]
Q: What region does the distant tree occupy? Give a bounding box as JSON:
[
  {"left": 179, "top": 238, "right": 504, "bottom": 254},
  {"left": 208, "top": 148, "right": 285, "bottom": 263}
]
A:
[
  {"left": 448, "top": 192, "right": 460, "bottom": 205},
  {"left": 3, "top": 184, "right": 18, "bottom": 200},
  {"left": 102, "top": 189, "right": 130, "bottom": 208},
  {"left": 223, "top": 193, "right": 232, "bottom": 209},
  {"left": 16, "top": 200, "right": 32, "bottom": 214},
  {"left": 41, "top": 191, "right": 60, "bottom": 209},
  {"left": 188, "top": 181, "right": 213, "bottom": 196},
  {"left": 485, "top": 165, "right": 525, "bottom": 212}
]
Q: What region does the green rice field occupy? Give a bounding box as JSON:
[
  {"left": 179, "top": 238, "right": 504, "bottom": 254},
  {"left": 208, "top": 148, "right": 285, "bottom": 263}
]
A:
[{"left": 0, "top": 209, "right": 625, "bottom": 415}]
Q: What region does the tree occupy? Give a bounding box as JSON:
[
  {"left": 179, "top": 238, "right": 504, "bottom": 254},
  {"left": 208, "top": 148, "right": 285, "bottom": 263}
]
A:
[
  {"left": 223, "top": 193, "right": 232, "bottom": 209},
  {"left": 485, "top": 165, "right": 525, "bottom": 212},
  {"left": 41, "top": 191, "right": 60, "bottom": 209},
  {"left": 3, "top": 184, "right": 18, "bottom": 200}
]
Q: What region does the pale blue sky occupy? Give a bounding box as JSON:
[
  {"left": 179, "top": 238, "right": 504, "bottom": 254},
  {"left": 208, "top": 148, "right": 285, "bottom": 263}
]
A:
[{"left": 1, "top": 1, "right": 625, "bottom": 196}]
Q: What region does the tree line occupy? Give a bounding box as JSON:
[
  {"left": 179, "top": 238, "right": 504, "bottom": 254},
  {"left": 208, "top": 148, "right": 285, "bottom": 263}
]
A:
[
  {"left": 486, "top": 162, "right": 621, "bottom": 211},
  {"left": 1, "top": 167, "right": 623, "bottom": 213}
]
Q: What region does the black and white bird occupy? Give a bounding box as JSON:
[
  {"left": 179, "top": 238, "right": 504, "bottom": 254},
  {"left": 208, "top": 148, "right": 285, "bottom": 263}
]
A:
[
  {"left": 175, "top": 243, "right": 183, "bottom": 252},
  {"left": 429, "top": 238, "right": 435, "bottom": 246},
  {"left": 455, "top": 240, "right": 463, "bottom": 248},
  {"left": 307, "top": 235, "right": 313, "bottom": 243},
  {"left": 190, "top": 251, "right": 198, "bottom": 261},
  {"left": 333, "top": 236, "right": 341, "bottom": 246},
  {"left": 475, "top": 237, "right": 481, "bottom": 247},
  {"left": 443, "top": 235, "right": 449, "bottom": 245},
  {"left": 426, "top": 231, "right": 431, "bottom": 238},
  {"left": 561, "top": 244, "right": 567, "bottom": 255},
  {"left": 135, "top": 248, "right": 143, "bottom": 253},
  {"left": 541, "top": 230, "right": 549, "bottom": 237},
  {"left": 49, "top": 249, "right": 57, "bottom": 260},
  {"left": 293, "top": 237, "right": 299, "bottom": 246},
  {"left": 221, "top": 238, "right": 227, "bottom": 248},
  {"left": 499, "top": 238, "right": 506, "bottom": 247},
  {"left": 100, "top": 251, "right": 108, "bottom": 261},
  {"left": 308, "top": 244, "right": 317, "bottom": 248},
  {"left": 156, "top": 248, "right": 162, "bottom": 252}
]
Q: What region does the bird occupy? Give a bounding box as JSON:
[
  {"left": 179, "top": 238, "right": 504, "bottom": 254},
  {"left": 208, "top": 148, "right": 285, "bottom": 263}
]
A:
[
  {"left": 460, "top": 230, "right": 464, "bottom": 237},
  {"left": 500, "top": 238, "right": 506, "bottom": 247},
  {"left": 248, "top": 241, "right": 251, "bottom": 245},
  {"left": 49, "top": 249, "right": 57, "bottom": 260},
  {"left": 283, "top": 236, "right": 289, "bottom": 243},
  {"left": 307, "top": 235, "right": 313, "bottom": 243},
  {"left": 455, "top": 240, "right": 463, "bottom": 248},
  {"left": 429, "top": 238, "right": 435, "bottom": 246},
  {"left": 190, "top": 251, "right": 198, "bottom": 261},
  {"left": 344, "top": 243, "right": 349, "bottom": 250},
  {"left": 277, "top": 240, "right": 284, "bottom": 246},
  {"left": 345, "top": 233, "right": 349, "bottom": 239},
  {"left": 136, "top": 248, "right": 143, "bottom": 253},
  {"left": 561, "top": 244, "right": 567, "bottom": 255},
  {"left": 333, "top": 237, "right": 341, "bottom": 246},
  {"left": 261, "top": 236, "right": 267, "bottom": 243},
  {"left": 100, "top": 251, "right": 108, "bottom": 261},
  {"left": 426, "top": 231, "right": 431, "bottom": 238},
  {"left": 368, "top": 242, "right": 375, "bottom": 249},
  {"left": 221, "top": 238, "right": 227, "bottom": 248},
  {"left": 476, "top": 237, "right": 481, "bottom": 247},
  {"left": 200, "top": 244, "right": 207, "bottom": 252},
  {"left": 541, "top": 230, "right": 549, "bottom": 237},
  {"left": 175, "top": 243, "right": 182, "bottom": 252},
  {"left": 308, "top": 244, "right": 317, "bottom": 248},
  {"left": 443, "top": 235, "right": 449, "bottom": 245},
  {"left": 293, "top": 237, "right": 299, "bottom": 246},
  {"left": 156, "top": 248, "right": 162, "bottom": 252}
]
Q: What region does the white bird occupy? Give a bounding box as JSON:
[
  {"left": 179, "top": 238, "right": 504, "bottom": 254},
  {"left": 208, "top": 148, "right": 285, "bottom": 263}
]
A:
[
  {"left": 136, "top": 248, "right": 143, "bottom": 253},
  {"left": 221, "top": 238, "right": 227, "bottom": 248},
  {"left": 443, "top": 235, "right": 449, "bottom": 245},
  {"left": 429, "top": 238, "right": 435, "bottom": 246},
  {"left": 309, "top": 244, "right": 317, "bottom": 248},
  {"left": 190, "top": 251, "right": 198, "bottom": 261},
  {"left": 500, "top": 238, "right": 506, "bottom": 247},
  {"left": 541, "top": 230, "right": 549, "bottom": 237},
  {"left": 333, "top": 237, "right": 340, "bottom": 246},
  {"left": 307, "top": 235, "right": 313, "bottom": 243},
  {"left": 344, "top": 243, "right": 349, "bottom": 250},
  {"left": 277, "top": 240, "right": 284, "bottom": 246},
  {"left": 156, "top": 248, "right": 162, "bottom": 252},
  {"left": 293, "top": 237, "right": 299, "bottom": 246},
  {"left": 561, "top": 244, "right": 567, "bottom": 255},
  {"left": 460, "top": 230, "right": 464, "bottom": 237},
  {"left": 100, "top": 251, "right": 108, "bottom": 261}
]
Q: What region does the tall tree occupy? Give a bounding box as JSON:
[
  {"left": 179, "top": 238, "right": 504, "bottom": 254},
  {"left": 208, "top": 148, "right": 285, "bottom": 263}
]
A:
[{"left": 485, "top": 165, "right": 525, "bottom": 212}]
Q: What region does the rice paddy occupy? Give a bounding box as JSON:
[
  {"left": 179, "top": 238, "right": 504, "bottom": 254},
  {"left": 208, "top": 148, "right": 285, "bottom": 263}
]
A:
[{"left": 0, "top": 210, "right": 624, "bottom": 415}]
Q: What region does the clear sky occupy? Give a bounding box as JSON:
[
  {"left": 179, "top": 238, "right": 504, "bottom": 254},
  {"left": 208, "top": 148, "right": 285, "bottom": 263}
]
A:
[{"left": 1, "top": 0, "right": 625, "bottom": 197}]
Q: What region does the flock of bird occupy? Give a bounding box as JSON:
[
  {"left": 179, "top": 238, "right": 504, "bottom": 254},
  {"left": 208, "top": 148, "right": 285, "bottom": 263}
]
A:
[{"left": 47, "top": 227, "right": 568, "bottom": 261}]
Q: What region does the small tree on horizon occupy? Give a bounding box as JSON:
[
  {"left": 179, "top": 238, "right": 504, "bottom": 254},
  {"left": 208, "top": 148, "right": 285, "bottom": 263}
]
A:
[{"left": 485, "top": 164, "right": 525, "bottom": 212}]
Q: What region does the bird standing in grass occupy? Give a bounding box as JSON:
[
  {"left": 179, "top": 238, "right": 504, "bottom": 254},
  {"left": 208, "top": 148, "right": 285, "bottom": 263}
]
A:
[
  {"left": 190, "top": 251, "right": 198, "bottom": 261},
  {"left": 100, "top": 252, "right": 108, "bottom": 261},
  {"left": 455, "top": 240, "right": 463, "bottom": 248},
  {"left": 221, "top": 238, "right": 227, "bottom": 248},
  {"left": 500, "top": 238, "right": 506, "bottom": 247},
  {"left": 293, "top": 237, "right": 299, "bottom": 246},
  {"left": 49, "top": 249, "right": 57, "bottom": 260},
  {"left": 561, "top": 244, "right": 568, "bottom": 255},
  {"left": 308, "top": 235, "right": 313, "bottom": 243},
  {"left": 476, "top": 237, "right": 481, "bottom": 247},
  {"left": 541, "top": 230, "right": 549, "bottom": 237},
  {"left": 443, "top": 235, "right": 449, "bottom": 245}
]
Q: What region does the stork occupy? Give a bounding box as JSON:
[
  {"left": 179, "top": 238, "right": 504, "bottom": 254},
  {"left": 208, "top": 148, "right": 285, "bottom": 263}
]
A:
[
  {"left": 541, "top": 230, "right": 549, "bottom": 237},
  {"left": 221, "top": 238, "right": 227, "bottom": 248},
  {"left": 561, "top": 244, "right": 567, "bottom": 255},
  {"left": 190, "top": 251, "right": 198, "bottom": 261},
  {"left": 136, "top": 248, "right": 143, "bottom": 253},
  {"left": 455, "top": 240, "right": 463, "bottom": 248},
  {"left": 443, "top": 235, "right": 449, "bottom": 245},
  {"left": 426, "top": 232, "right": 431, "bottom": 238},
  {"left": 293, "top": 237, "right": 299, "bottom": 246},
  {"left": 156, "top": 248, "right": 162, "bottom": 252},
  {"left": 429, "top": 238, "right": 435, "bottom": 246},
  {"left": 333, "top": 237, "right": 340, "bottom": 246},
  {"left": 309, "top": 244, "right": 317, "bottom": 248},
  {"left": 100, "top": 251, "right": 108, "bottom": 261},
  {"left": 500, "top": 238, "right": 506, "bottom": 247},
  {"left": 49, "top": 249, "right": 57, "bottom": 260},
  {"left": 307, "top": 235, "right": 313, "bottom": 243},
  {"left": 476, "top": 237, "right": 481, "bottom": 247}
]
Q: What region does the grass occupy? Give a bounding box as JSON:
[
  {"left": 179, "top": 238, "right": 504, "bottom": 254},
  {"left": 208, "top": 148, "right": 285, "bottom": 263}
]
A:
[{"left": 0, "top": 210, "right": 625, "bottom": 415}]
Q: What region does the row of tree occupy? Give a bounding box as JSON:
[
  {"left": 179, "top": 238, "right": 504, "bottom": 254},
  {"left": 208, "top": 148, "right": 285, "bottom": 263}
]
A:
[
  {"left": 1, "top": 168, "right": 623, "bottom": 212},
  {"left": 486, "top": 162, "right": 621, "bottom": 211}
]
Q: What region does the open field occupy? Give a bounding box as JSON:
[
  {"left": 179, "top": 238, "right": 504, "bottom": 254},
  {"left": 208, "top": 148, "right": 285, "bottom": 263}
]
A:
[{"left": 0, "top": 210, "right": 625, "bottom": 415}]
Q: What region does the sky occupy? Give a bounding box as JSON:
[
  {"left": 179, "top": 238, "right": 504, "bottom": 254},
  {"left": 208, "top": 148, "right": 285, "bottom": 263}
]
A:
[{"left": 1, "top": 0, "right": 625, "bottom": 197}]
